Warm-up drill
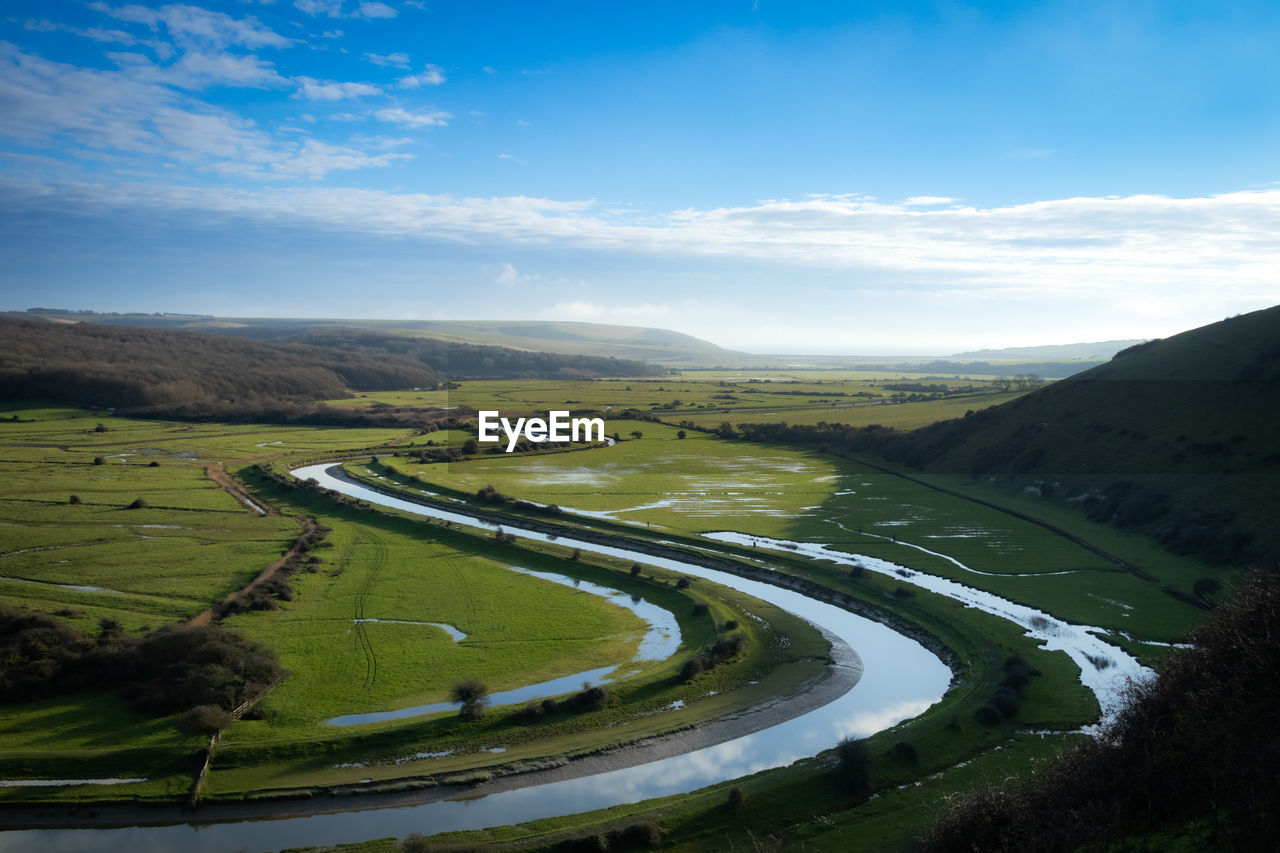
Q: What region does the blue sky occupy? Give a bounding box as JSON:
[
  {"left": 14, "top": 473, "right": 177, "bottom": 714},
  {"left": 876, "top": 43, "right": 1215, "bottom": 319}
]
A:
[{"left": 2, "top": 1, "right": 1279, "bottom": 353}]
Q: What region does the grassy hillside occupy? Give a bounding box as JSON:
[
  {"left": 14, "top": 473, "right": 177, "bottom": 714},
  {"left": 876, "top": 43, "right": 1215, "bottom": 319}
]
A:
[
  {"left": 15, "top": 312, "right": 739, "bottom": 367},
  {"left": 0, "top": 319, "right": 460, "bottom": 430},
  {"left": 888, "top": 306, "right": 1280, "bottom": 564}
]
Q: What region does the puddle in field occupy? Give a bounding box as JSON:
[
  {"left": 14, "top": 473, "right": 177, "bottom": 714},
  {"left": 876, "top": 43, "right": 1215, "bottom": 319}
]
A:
[
  {"left": 0, "top": 778, "right": 145, "bottom": 788},
  {"left": 351, "top": 619, "right": 468, "bottom": 641}
]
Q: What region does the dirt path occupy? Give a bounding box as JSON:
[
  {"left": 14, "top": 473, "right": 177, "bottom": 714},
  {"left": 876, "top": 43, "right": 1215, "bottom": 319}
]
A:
[
  {"left": 188, "top": 467, "right": 315, "bottom": 627},
  {"left": 206, "top": 463, "right": 271, "bottom": 516}
]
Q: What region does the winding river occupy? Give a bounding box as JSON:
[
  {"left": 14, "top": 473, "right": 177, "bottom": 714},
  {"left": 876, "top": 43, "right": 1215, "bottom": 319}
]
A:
[{"left": 0, "top": 460, "right": 1145, "bottom": 853}]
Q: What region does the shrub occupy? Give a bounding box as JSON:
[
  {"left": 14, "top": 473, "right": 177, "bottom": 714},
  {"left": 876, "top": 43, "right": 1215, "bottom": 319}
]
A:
[
  {"left": 68, "top": 495, "right": 82, "bottom": 505},
  {"left": 148, "top": 460, "right": 160, "bottom": 467},
  {"left": 890, "top": 741, "right": 919, "bottom": 764},
  {"left": 630, "top": 563, "right": 642, "bottom": 576},
  {"left": 568, "top": 685, "right": 608, "bottom": 713},
  {"left": 93, "top": 456, "right": 105, "bottom": 465},
  {"left": 450, "top": 678, "right": 488, "bottom": 720},
  {"left": 1193, "top": 576, "right": 1222, "bottom": 602},
  {"left": 540, "top": 697, "right": 559, "bottom": 715},
  {"left": 727, "top": 785, "right": 745, "bottom": 815},
  {"left": 834, "top": 737, "right": 872, "bottom": 801},
  {"left": 128, "top": 497, "right": 147, "bottom": 509},
  {"left": 692, "top": 602, "right": 710, "bottom": 616},
  {"left": 178, "top": 704, "right": 233, "bottom": 736},
  {"left": 680, "top": 658, "right": 704, "bottom": 682},
  {"left": 608, "top": 820, "right": 663, "bottom": 849},
  {"left": 973, "top": 704, "right": 1002, "bottom": 725},
  {"left": 675, "top": 577, "right": 692, "bottom": 589},
  {"left": 723, "top": 619, "right": 739, "bottom": 631}
]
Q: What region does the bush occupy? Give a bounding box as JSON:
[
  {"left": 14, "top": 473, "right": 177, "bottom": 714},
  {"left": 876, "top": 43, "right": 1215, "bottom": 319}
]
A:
[
  {"left": 568, "top": 684, "right": 608, "bottom": 713},
  {"left": 727, "top": 785, "right": 745, "bottom": 815},
  {"left": 128, "top": 497, "right": 147, "bottom": 509},
  {"left": 630, "top": 563, "right": 642, "bottom": 576},
  {"left": 148, "top": 460, "right": 160, "bottom": 467},
  {"left": 692, "top": 602, "right": 710, "bottom": 616},
  {"left": 973, "top": 704, "right": 1002, "bottom": 725},
  {"left": 680, "top": 657, "right": 704, "bottom": 682},
  {"left": 723, "top": 619, "right": 738, "bottom": 631},
  {"left": 890, "top": 740, "right": 919, "bottom": 764},
  {"left": 989, "top": 686, "right": 1021, "bottom": 718},
  {"left": 178, "top": 704, "right": 233, "bottom": 736},
  {"left": 608, "top": 820, "right": 663, "bottom": 849},
  {"left": 68, "top": 495, "right": 82, "bottom": 505},
  {"left": 93, "top": 456, "right": 105, "bottom": 465},
  {"left": 450, "top": 678, "right": 488, "bottom": 720},
  {"left": 834, "top": 737, "right": 872, "bottom": 801},
  {"left": 675, "top": 577, "right": 692, "bottom": 589}
]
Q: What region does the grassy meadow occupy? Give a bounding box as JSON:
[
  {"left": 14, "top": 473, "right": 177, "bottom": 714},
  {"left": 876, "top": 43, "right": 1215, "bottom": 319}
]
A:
[{"left": 0, "top": 366, "right": 1227, "bottom": 849}]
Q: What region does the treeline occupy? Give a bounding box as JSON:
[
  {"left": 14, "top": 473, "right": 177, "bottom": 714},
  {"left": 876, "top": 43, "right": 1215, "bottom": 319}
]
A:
[
  {"left": 208, "top": 326, "right": 666, "bottom": 380},
  {"left": 919, "top": 569, "right": 1280, "bottom": 851},
  {"left": 0, "top": 318, "right": 438, "bottom": 417},
  {"left": 0, "top": 606, "right": 283, "bottom": 716}
]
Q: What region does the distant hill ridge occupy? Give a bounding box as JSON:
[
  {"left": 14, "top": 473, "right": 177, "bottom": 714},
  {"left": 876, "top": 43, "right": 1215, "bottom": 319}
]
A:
[
  {"left": 15, "top": 312, "right": 739, "bottom": 367},
  {"left": 950, "top": 340, "right": 1146, "bottom": 361}
]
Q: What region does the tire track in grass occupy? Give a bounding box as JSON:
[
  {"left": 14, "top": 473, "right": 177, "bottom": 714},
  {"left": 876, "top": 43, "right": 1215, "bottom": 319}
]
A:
[{"left": 352, "top": 529, "right": 390, "bottom": 691}]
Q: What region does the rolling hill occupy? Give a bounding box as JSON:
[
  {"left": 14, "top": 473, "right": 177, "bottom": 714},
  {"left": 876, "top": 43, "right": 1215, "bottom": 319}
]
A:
[
  {"left": 14, "top": 312, "right": 741, "bottom": 367},
  {"left": 888, "top": 305, "right": 1280, "bottom": 564}
]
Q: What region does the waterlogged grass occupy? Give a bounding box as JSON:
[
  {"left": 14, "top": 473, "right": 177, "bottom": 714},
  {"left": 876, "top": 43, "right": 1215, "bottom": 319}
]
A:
[
  {"left": 404, "top": 420, "right": 840, "bottom": 539},
  {"left": 402, "top": 419, "right": 1211, "bottom": 643}
]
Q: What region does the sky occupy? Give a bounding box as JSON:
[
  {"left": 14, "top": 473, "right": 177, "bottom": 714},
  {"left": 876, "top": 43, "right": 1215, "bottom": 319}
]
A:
[{"left": 2, "top": 1, "right": 1279, "bottom": 355}]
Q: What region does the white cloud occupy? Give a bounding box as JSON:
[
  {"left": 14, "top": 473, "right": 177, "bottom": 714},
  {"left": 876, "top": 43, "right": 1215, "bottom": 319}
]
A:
[
  {"left": 398, "top": 64, "right": 445, "bottom": 87},
  {"left": 355, "top": 2, "right": 397, "bottom": 18},
  {"left": 294, "top": 0, "right": 397, "bottom": 18},
  {"left": 91, "top": 3, "right": 291, "bottom": 50},
  {"left": 272, "top": 138, "right": 410, "bottom": 178},
  {"left": 364, "top": 51, "right": 410, "bottom": 68},
  {"left": 493, "top": 262, "right": 524, "bottom": 286},
  {"left": 902, "top": 196, "right": 958, "bottom": 206},
  {"left": 293, "top": 76, "right": 381, "bottom": 100},
  {"left": 482, "top": 65, "right": 497, "bottom": 74},
  {"left": 294, "top": 0, "right": 344, "bottom": 16},
  {"left": 497, "top": 153, "right": 513, "bottom": 159},
  {"left": 374, "top": 107, "right": 451, "bottom": 128},
  {"left": 0, "top": 44, "right": 404, "bottom": 180}
]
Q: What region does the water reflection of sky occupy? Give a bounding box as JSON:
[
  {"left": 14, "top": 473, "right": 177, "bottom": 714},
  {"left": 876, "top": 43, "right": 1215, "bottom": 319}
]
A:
[{"left": 0, "top": 465, "right": 950, "bottom": 853}]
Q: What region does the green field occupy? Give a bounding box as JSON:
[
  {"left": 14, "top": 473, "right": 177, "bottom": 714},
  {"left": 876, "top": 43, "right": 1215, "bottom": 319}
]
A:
[{"left": 0, "top": 379, "right": 1223, "bottom": 849}]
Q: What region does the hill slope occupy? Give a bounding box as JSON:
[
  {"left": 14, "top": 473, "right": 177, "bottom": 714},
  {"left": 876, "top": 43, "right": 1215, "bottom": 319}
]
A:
[
  {"left": 890, "top": 306, "right": 1280, "bottom": 563},
  {"left": 0, "top": 319, "right": 439, "bottom": 421},
  {"left": 16, "top": 312, "right": 738, "bottom": 366}
]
